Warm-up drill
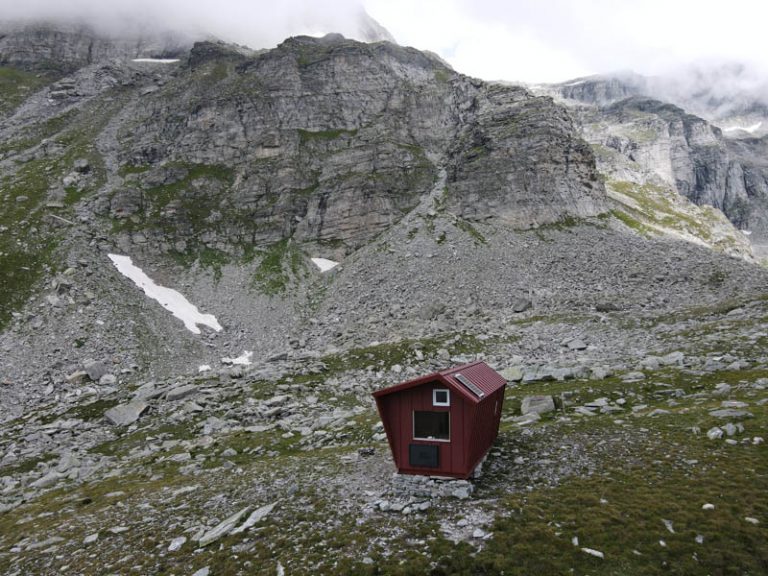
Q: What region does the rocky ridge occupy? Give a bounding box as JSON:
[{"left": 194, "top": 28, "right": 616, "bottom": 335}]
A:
[
  {"left": 535, "top": 74, "right": 768, "bottom": 256},
  {"left": 0, "top": 28, "right": 610, "bottom": 401}
]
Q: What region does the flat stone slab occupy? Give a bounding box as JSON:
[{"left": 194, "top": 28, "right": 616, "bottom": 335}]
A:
[
  {"left": 166, "top": 384, "right": 198, "bottom": 402},
  {"left": 500, "top": 366, "right": 523, "bottom": 382},
  {"left": 104, "top": 400, "right": 149, "bottom": 426},
  {"left": 709, "top": 409, "right": 753, "bottom": 419},
  {"left": 511, "top": 412, "right": 541, "bottom": 426},
  {"left": 231, "top": 502, "right": 277, "bottom": 534},
  {"left": 521, "top": 395, "right": 555, "bottom": 415},
  {"left": 198, "top": 507, "right": 250, "bottom": 547}
]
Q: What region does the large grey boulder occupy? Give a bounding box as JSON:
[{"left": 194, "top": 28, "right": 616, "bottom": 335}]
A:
[
  {"left": 500, "top": 366, "right": 523, "bottom": 382},
  {"left": 520, "top": 395, "right": 555, "bottom": 415},
  {"left": 104, "top": 400, "right": 149, "bottom": 426},
  {"left": 83, "top": 360, "right": 109, "bottom": 382},
  {"left": 166, "top": 384, "right": 198, "bottom": 402}
]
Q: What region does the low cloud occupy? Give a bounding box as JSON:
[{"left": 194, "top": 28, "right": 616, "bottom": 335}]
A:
[{"left": 0, "top": 0, "right": 371, "bottom": 48}]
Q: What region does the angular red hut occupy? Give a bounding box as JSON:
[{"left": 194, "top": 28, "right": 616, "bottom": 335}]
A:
[{"left": 372, "top": 361, "right": 506, "bottom": 479}]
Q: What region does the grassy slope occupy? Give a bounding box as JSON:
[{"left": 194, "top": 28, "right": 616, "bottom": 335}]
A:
[
  {"left": 0, "top": 86, "right": 127, "bottom": 329},
  {"left": 1, "top": 299, "right": 766, "bottom": 575}
]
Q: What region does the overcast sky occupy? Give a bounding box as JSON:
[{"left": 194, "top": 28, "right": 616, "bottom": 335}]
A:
[
  {"left": 366, "top": 0, "right": 768, "bottom": 82},
  {"left": 2, "top": 0, "right": 767, "bottom": 83}
]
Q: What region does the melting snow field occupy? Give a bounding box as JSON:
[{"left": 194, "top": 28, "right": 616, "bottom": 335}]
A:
[
  {"left": 311, "top": 257, "right": 339, "bottom": 272},
  {"left": 131, "top": 58, "right": 181, "bottom": 64},
  {"left": 222, "top": 351, "right": 253, "bottom": 366},
  {"left": 108, "top": 254, "right": 222, "bottom": 335}
]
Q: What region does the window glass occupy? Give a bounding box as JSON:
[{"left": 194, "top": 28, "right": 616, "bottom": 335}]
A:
[
  {"left": 414, "top": 411, "right": 450, "bottom": 440},
  {"left": 433, "top": 389, "right": 450, "bottom": 406}
]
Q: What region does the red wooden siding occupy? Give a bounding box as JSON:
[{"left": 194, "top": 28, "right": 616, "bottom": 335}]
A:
[{"left": 374, "top": 361, "right": 506, "bottom": 479}]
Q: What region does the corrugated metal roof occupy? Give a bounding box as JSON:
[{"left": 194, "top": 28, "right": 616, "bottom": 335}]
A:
[{"left": 373, "top": 361, "right": 506, "bottom": 404}]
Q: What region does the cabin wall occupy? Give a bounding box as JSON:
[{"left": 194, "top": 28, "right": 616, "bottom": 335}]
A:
[
  {"left": 378, "top": 380, "right": 470, "bottom": 477},
  {"left": 466, "top": 388, "right": 505, "bottom": 472}
]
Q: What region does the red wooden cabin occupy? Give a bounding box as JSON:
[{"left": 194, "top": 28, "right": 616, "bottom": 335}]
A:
[{"left": 373, "top": 361, "right": 506, "bottom": 479}]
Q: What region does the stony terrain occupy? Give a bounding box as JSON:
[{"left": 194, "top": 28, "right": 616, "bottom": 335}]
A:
[
  {"left": 1, "top": 20, "right": 767, "bottom": 576},
  {"left": 1, "top": 277, "right": 767, "bottom": 574}
]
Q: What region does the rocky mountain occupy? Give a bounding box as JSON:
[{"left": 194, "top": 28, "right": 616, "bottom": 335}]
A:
[
  {"left": 1, "top": 21, "right": 768, "bottom": 576},
  {"left": 0, "top": 24, "right": 608, "bottom": 392},
  {"left": 0, "top": 21, "right": 195, "bottom": 74},
  {"left": 547, "top": 64, "right": 768, "bottom": 137},
  {"left": 536, "top": 71, "right": 768, "bottom": 258}
]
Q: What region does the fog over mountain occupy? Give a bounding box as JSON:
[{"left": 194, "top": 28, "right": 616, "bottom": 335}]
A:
[
  {"left": 0, "top": 0, "right": 392, "bottom": 48},
  {"left": 3, "top": 0, "right": 766, "bottom": 84}
]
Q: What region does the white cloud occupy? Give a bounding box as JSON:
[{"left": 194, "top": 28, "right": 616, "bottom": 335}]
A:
[
  {"left": 366, "top": 0, "right": 768, "bottom": 82},
  {"left": 2, "top": 0, "right": 767, "bottom": 82}
]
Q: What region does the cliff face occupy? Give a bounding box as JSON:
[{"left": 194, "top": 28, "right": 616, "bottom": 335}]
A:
[
  {"left": 71, "top": 35, "right": 606, "bottom": 255},
  {"left": 0, "top": 27, "right": 609, "bottom": 337},
  {"left": 0, "top": 21, "right": 191, "bottom": 73},
  {"left": 538, "top": 75, "right": 768, "bottom": 254},
  {"left": 597, "top": 98, "right": 751, "bottom": 222}
]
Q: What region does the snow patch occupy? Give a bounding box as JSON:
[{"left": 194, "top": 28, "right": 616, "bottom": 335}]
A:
[
  {"left": 131, "top": 58, "right": 180, "bottom": 64},
  {"left": 108, "top": 254, "right": 222, "bottom": 335},
  {"left": 222, "top": 351, "right": 253, "bottom": 366},
  {"left": 311, "top": 257, "right": 339, "bottom": 272},
  {"left": 581, "top": 547, "right": 604, "bottom": 559},
  {"left": 724, "top": 121, "right": 762, "bottom": 134},
  {"left": 198, "top": 365, "right": 211, "bottom": 373}
]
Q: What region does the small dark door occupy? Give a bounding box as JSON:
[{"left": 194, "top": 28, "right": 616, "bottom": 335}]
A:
[{"left": 409, "top": 444, "right": 439, "bottom": 468}]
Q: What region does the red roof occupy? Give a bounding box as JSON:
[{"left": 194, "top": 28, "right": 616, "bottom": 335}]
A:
[{"left": 372, "top": 360, "right": 506, "bottom": 404}]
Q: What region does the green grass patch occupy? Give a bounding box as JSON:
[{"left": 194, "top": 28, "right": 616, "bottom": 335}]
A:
[
  {"left": 297, "top": 128, "right": 358, "bottom": 143},
  {"left": 0, "top": 67, "right": 54, "bottom": 116},
  {"left": 251, "top": 238, "right": 306, "bottom": 296},
  {"left": 611, "top": 209, "right": 655, "bottom": 235},
  {"left": 454, "top": 218, "right": 487, "bottom": 244}
]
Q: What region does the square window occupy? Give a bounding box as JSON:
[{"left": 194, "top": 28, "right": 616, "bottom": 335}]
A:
[
  {"left": 414, "top": 411, "right": 450, "bottom": 441},
  {"left": 433, "top": 388, "right": 450, "bottom": 406}
]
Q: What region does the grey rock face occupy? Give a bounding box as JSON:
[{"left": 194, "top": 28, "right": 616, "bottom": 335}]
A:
[
  {"left": 0, "top": 21, "right": 192, "bottom": 73},
  {"left": 601, "top": 98, "right": 752, "bottom": 225},
  {"left": 540, "top": 75, "right": 768, "bottom": 253},
  {"left": 105, "top": 35, "right": 606, "bottom": 252}
]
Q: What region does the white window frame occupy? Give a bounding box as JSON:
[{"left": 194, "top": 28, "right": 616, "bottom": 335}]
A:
[
  {"left": 432, "top": 388, "right": 450, "bottom": 406},
  {"left": 413, "top": 410, "right": 451, "bottom": 442}
]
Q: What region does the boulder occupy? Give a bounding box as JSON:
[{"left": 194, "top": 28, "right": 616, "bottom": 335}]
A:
[
  {"left": 709, "top": 409, "right": 753, "bottom": 419},
  {"left": 84, "top": 360, "right": 109, "bottom": 382},
  {"left": 166, "top": 384, "right": 197, "bottom": 402},
  {"left": 198, "top": 507, "right": 250, "bottom": 546},
  {"left": 567, "top": 339, "right": 588, "bottom": 351},
  {"left": 521, "top": 395, "right": 555, "bottom": 415},
  {"left": 500, "top": 366, "right": 523, "bottom": 382},
  {"left": 511, "top": 299, "right": 532, "bottom": 313},
  {"left": 104, "top": 400, "right": 149, "bottom": 426},
  {"left": 231, "top": 502, "right": 277, "bottom": 534}
]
